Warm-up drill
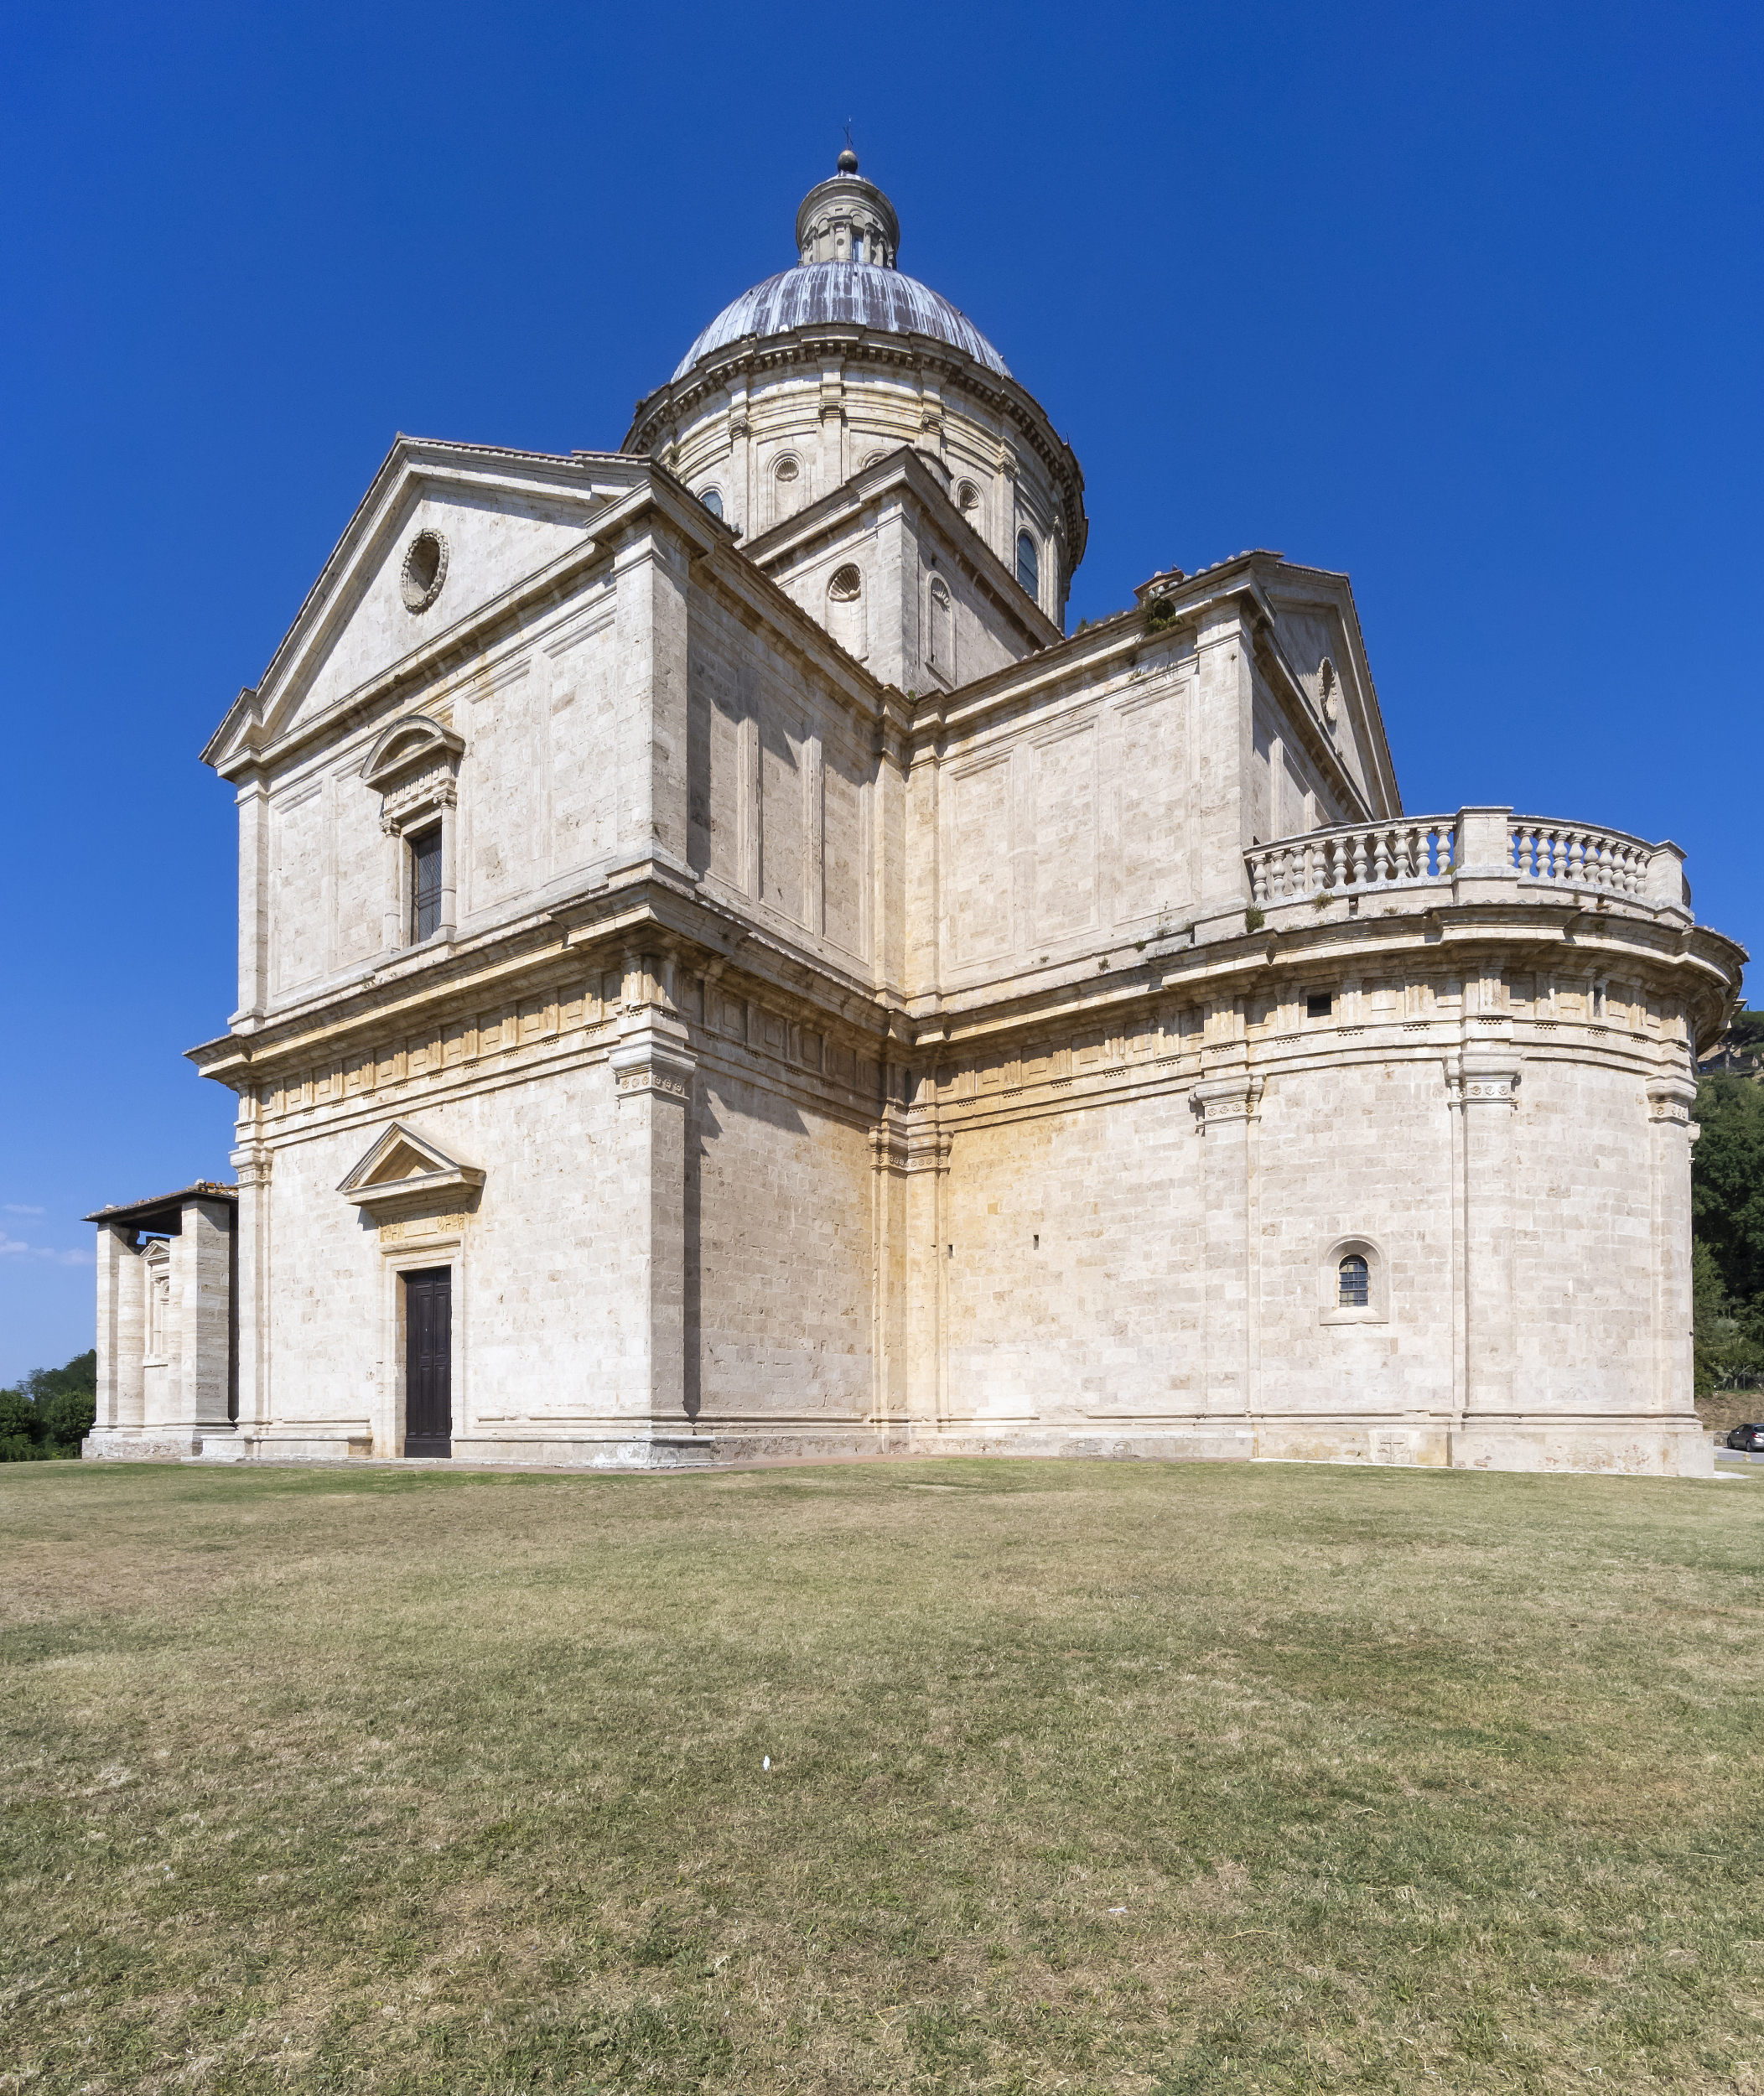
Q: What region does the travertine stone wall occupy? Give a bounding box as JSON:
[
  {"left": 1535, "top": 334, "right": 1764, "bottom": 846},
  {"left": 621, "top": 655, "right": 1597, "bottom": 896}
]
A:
[
  {"left": 691, "top": 1061, "right": 874, "bottom": 1433},
  {"left": 179, "top": 442, "right": 1740, "bottom": 1479}
]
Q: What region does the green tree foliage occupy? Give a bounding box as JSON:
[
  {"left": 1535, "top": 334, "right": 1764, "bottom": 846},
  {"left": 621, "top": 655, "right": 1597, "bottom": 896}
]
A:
[
  {"left": 1692, "top": 1076, "right": 1764, "bottom": 1300},
  {"left": 0, "top": 1349, "right": 96, "bottom": 1460},
  {"left": 1692, "top": 1068, "right": 1764, "bottom": 1402}
]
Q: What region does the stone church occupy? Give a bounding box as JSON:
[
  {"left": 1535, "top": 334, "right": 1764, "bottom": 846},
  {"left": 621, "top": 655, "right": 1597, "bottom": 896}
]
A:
[{"left": 85, "top": 153, "right": 1742, "bottom": 1476}]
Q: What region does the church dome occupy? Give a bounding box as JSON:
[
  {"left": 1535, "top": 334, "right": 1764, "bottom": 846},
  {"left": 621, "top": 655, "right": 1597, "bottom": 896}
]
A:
[
  {"left": 669, "top": 154, "right": 1010, "bottom": 382},
  {"left": 672, "top": 262, "right": 1009, "bottom": 383}
]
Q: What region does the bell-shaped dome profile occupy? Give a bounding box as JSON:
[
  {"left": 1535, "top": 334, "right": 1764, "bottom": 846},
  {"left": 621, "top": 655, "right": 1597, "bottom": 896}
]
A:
[
  {"left": 625, "top": 151, "right": 1087, "bottom": 620},
  {"left": 668, "top": 152, "right": 1009, "bottom": 382},
  {"left": 672, "top": 263, "right": 1009, "bottom": 382}
]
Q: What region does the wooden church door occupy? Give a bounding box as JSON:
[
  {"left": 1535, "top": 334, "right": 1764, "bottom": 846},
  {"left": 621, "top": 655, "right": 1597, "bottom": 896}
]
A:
[{"left": 403, "top": 1268, "right": 453, "bottom": 1457}]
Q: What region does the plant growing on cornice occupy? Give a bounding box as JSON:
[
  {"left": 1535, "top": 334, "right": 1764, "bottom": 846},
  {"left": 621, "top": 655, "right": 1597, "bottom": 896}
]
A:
[
  {"left": 1245, "top": 906, "right": 1266, "bottom": 933},
  {"left": 1144, "top": 595, "right": 1179, "bottom": 634}
]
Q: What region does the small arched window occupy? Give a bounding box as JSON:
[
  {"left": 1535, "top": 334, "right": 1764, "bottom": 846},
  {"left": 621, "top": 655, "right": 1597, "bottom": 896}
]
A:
[
  {"left": 699, "top": 486, "right": 724, "bottom": 520},
  {"left": 929, "top": 575, "right": 954, "bottom": 679},
  {"left": 1337, "top": 1254, "right": 1370, "bottom": 1308},
  {"left": 827, "top": 563, "right": 866, "bottom": 659},
  {"left": 1016, "top": 530, "right": 1040, "bottom": 600}
]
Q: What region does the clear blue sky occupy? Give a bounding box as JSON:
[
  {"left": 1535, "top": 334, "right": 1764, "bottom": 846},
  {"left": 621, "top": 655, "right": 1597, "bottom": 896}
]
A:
[{"left": 3, "top": 1, "right": 1760, "bottom": 1382}]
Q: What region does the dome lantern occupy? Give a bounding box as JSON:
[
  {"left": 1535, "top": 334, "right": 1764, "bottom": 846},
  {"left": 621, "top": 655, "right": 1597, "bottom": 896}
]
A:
[{"left": 794, "top": 150, "right": 900, "bottom": 269}]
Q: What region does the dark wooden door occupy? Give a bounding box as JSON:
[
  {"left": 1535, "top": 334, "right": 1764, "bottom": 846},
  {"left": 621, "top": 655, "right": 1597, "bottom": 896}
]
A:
[{"left": 403, "top": 1267, "right": 453, "bottom": 1457}]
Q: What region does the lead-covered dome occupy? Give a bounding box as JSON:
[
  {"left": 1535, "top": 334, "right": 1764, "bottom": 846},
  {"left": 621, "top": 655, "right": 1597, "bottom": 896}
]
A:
[
  {"left": 668, "top": 153, "right": 1009, "bottom": 383},
  {"left": 625, "top": 150, "right": 1087, "bottom": 622},
  {"left": 672, "top": 262, "right": 1009, "bottom": 382}
]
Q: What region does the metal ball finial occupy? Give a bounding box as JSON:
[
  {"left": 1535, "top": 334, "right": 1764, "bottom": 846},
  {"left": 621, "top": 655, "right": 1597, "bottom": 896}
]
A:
[{"left": 838, "top": 146, "right": 859, "bottom": 174}]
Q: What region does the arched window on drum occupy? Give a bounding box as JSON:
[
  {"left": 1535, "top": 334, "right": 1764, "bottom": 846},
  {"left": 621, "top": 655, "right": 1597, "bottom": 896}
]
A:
[
  {"left": 1337, "top": 1254, "right": 1370, "bottom": 1308},
  {"left": 827, "top": 563, "right": 866, "bottom": 660},
  {"left": 928, "top": 574, "right": 954, "bottom": 682},
  {"left": 1016, "top": 529, "right": 1040, "bottom": 602}
]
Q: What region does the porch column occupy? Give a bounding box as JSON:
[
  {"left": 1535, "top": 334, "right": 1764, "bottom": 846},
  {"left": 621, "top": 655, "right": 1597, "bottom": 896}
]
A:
[
  {"left": 171, "top": 1196, "right": 235, "bottom": 1431},
  {"left": 93, "top": 1224, "right": 145, "bottom": 1431}
]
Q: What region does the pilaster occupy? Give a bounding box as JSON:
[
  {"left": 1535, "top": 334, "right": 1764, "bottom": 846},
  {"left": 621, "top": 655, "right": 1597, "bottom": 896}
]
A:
[
  {"left": 1647, "top": 1074, "right": 1699, "bottom": 1416},
  {"left": 1193, "top": 599, "right": 1254, "bottom": 916},
  {"left": 229, "top": 1144, "right": 272, "bottom": 1434},
  {"left": 233, "top": 776, "right": 268, "bottom": 1024},
  {"left": 869, "top": 1099, "right": 911, "bottom": 1428},
  {"left": 610, "top": 1004, "right": 698, "bottom": 1428},
  {"left": 1453, "top": 1054, "right": 1522, "bottom": 1420},
  {"left": 903, "top": 1111, "right": 952, "bottom": 1428},
  {"left": 1191, "top": 1071, "right": 1263, "bottom": 1416}
]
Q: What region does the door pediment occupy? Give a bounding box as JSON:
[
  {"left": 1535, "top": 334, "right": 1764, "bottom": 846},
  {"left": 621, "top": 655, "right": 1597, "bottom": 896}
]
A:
[{"left": 338, "top": 1122, "right": 485, "bottom": 1217}]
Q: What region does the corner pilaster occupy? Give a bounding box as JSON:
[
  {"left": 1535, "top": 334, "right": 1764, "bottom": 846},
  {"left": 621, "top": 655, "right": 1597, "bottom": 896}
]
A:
[
  {"left": 610, "top": 1006, "right": 698, "bottom": 1429},
  {"left": 1647, "top": 1074, "right": 1699, "bottom": 1417}
]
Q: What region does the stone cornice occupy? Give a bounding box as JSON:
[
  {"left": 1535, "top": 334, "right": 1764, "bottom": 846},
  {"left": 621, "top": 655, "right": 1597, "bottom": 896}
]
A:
[{"left": 903, "top": 897, "right": 1745, "bottom": 1065}]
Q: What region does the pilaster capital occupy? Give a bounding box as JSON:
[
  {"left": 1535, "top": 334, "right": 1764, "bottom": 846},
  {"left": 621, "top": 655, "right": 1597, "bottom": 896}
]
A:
[
  {"left": 229, "top": 1146, "right": 274, "bottom": 1189},
  {"left": 1646, "top": 1075, "right": 1699, "bottom": 1125},
  {"left": 904, "top": 1125, "right": 952, "bottom": 1173},
  {"left": 1451, "top": 1060, "right": 1522, "bottom": 1109},
  {"left": 610, "top": 1014, "right": 696, "bottom": 1104},
  {"left": 870, "top": 1120, "right": 911, "bottom": 1174},
  {"left": 1191, "top": 1074, "right": 1263, "bottom": 1126}
]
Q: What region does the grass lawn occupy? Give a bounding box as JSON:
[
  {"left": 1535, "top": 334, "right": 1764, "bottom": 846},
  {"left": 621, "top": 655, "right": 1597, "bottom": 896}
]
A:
[{"left": 2, "top": 1457, "right": 1760, "bottom": 2094}]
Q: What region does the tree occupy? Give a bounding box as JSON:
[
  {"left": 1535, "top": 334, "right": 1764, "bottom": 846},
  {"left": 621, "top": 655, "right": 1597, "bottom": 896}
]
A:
[
  {"left": 1691, "top": 1078, "right": 1764, "bottom": 1302},
  {"left": 0, "top": 1349, "right": 97, "bottom": 1460}
]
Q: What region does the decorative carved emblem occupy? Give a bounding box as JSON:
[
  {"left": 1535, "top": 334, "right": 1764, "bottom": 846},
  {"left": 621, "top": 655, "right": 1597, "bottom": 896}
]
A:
[{"left": 399, "top": 529, "right": 449, "bottom": 615}]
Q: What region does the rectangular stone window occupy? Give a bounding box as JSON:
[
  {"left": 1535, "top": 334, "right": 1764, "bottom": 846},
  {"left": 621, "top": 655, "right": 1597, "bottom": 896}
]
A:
[
  {"left": 409, "top": 825, "right": 443, "bottom": 942},
  {"left": 1306, "top": 992, "right": 1332, "bottom": 1019}
]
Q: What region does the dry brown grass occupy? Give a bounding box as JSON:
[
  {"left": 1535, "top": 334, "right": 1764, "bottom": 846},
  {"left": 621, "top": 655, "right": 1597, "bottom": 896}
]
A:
[{"left": 2, "top": 1455, "right": 1760, "bottom": 2094}]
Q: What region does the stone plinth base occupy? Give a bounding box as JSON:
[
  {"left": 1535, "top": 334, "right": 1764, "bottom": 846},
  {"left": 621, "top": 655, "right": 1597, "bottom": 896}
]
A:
[
  {"left": 83, "top": 1425, "right": 233, "bottom": 1462},
  {"left": 456, "top": 1435, "right": 718, "bottom": 1470},
  {"left": 78, "top": 1415, "right": 1715, "bottom": 1479},
  {"left": 1448, "top": 1417, "right": 1714, "bottom": 1478}
]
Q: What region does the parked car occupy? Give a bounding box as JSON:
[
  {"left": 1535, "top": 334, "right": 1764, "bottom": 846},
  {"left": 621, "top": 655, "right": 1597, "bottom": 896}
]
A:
[{"left": 1725, "top": 1423, "right": 1764, "bottom": 1452}]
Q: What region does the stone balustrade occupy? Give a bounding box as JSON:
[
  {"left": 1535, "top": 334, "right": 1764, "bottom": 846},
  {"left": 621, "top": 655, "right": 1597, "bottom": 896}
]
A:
[{"left": 1245, "top": 806, "right": 1689, "bottom": 916}]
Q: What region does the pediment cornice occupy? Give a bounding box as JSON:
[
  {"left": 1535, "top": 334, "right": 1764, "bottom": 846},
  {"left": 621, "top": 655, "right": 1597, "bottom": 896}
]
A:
[
  {"left": 337, "top": 1119, "right": 485, "bottom": 1216},
  {"left": 361, "top": 713, "right": 465, "bottom": 793},
  {"left": 204, "top": 439, "right": 649, "bottom": 780}
]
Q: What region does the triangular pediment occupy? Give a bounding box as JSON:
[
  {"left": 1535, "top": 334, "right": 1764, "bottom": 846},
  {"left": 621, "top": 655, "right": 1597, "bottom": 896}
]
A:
[
  {"left": 204, "top": 441, "right": 650, "bottom": 777},
  {"left": 338, "top": 1122, "right": 485, "bottom": 1213}
]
